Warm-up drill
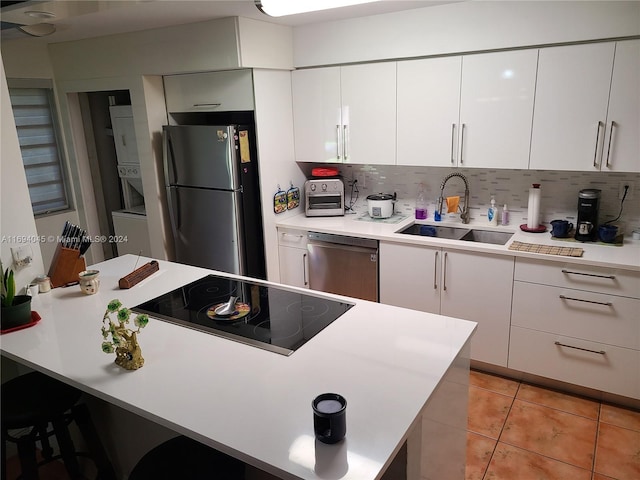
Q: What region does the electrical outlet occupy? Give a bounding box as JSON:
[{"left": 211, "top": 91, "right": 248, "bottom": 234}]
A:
[
  {"left": 355, "top": 173, "right": 365, "bottom": 188},
  {"left": 619, "top": 182, "right": 634, "bottom": 200}
]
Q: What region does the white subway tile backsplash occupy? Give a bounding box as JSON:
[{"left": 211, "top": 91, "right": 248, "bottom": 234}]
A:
[{"left": 332, "top": 165, "right": 640, "bottom": 234}]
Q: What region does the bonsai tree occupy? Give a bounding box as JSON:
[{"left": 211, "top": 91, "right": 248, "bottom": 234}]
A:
[{"left": 101, "top": 299, "right": 149, "bottom": 370}]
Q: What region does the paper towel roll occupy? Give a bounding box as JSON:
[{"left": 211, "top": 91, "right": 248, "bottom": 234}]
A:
[{"left": 527, "top": 185, "right": 541, "bottom": 229}]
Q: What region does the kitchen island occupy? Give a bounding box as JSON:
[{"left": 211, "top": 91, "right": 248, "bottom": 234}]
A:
[{"left": 0, "top": 255, "right": 476, "bottom": 480}]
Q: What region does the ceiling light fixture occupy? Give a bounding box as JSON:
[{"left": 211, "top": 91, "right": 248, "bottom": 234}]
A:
[
  {"left": 24, "top": 10, "right": 56, "bottom": 19},
  {"left": 255, "top": 0, "right": 381, "bottom": 17},
  {"left": 18, "top": 23, "right": 56, "bottom": 37}
]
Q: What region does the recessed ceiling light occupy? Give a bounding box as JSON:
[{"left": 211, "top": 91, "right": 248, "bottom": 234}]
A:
[
  {"left": 24, "top": 10, "right": 56, "bottom": 19},
  {"left": 255, "top": 0, "right": 381, "bottom": 17}
]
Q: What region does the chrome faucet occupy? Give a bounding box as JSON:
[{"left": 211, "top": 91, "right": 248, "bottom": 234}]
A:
[{"left": 437, "top": 173, "right": 471, "bottom": 224}]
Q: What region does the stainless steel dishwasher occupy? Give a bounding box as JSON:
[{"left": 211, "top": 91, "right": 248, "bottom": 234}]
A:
[{"left": 307, "top": 232, "right": 378, "bottom": 302}]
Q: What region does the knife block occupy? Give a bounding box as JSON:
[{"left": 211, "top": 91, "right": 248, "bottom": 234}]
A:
[{"left": 48, "top": 246, "right": 87, "bottom": 288}]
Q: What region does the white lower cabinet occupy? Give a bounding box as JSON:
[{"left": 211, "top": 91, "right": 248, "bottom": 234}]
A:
[
  {"left": 380, "top": 242, "right": 514, "bottom": 367},
  {"left": 510, "top": 257, "right": 640, "bottom": 399},
  {"left": 509, "top": 327, "right": 640, "bottom": 400},
  {"left": 277, "top": 228, "right": 308, "bottom": 289}
]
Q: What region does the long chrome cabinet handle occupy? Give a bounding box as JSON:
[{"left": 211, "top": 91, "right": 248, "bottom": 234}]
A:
[
  {"left": 433, "top": 251, "right": 439, "bottom": 290},
  {"left": 605, "top": 121, "right": 616, "bottom": 168},
  {"left": 450, "top": 124, "right": 456, "bottom": 164},
  {"left": 193, "top": 103, "right": 221, "bottom": 108},
  {"left": 303, "top": 253, "right": 308, "bottom": 286},
  {"left": 561, "top": 269, "right": 615, "bottom": 280},
  {"left": 459, "top": 124, "right": 466, "bottom": 165},
  {"left": 282, "top": 232, "right": 304, "bottom": 240},
  {"left": 442, "top": 252, "right": 448, "bottom": 291},
  {"left": 593, "top": 121, "right": 603, "bottom": 167},
  {"left": 559, "top": 295, "right": 612, "bottom": 307},
  {"left": 343, "top": 125, "right": 349, "bottom": 160},
  {"left": 336, "top": 125, "right": 341, "bottom": 160},
  {"left": 554, "top": 341, "right": 606, "bottom": 355}
]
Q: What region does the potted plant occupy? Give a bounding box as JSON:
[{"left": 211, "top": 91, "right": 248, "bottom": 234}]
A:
[{"left": 1, "top": 263, "right": 32, "bottom": 330}]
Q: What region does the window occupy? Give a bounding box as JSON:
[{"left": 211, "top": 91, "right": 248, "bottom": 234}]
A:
[{"left": 7, "top": 79, "right": 70, "bottom": 215}]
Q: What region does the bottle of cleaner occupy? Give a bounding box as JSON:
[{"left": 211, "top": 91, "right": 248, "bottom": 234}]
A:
[
  {"left": 501, "top": 204, "right": 509, "bottom": 226},
  {"left": 488, "top": 197, "right": 498, "bottom": 226},
  {"left": 415, "top": 183, "right": 427, "bottom": 220}
]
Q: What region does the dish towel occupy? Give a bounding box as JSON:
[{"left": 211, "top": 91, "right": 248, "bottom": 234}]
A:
[{"left": 508, "top": 241, "right": 583, "bottom": 257}]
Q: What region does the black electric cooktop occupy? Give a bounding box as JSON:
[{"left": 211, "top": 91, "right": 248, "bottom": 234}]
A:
[{"left": 133, "top": 275, "right": 354, "bottom": 356}]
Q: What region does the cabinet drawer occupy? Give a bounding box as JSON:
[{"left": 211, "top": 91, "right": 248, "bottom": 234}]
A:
[
  {"left": 277, "top": 228, "right": 308, "bottom": 248},
  {"left": 164, "top": 70, "right": 254, "bottom": 112},
  {"left": 515, "top": 257, "right": 640, "bottom": 298},
  {"left": 509, "top": 326, "right": 640, "bottom": 400},
  {"left": 512, "top": 281, "right": 640, "bottom": 350}
]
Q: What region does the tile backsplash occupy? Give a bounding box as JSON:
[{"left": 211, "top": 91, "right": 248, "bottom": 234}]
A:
[{"left": 300, "top": 164, "right": 640, "bottom": 234}]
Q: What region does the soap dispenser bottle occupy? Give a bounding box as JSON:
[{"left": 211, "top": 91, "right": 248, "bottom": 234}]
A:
[
  {"left": 415, "top": 183, "right": 427, "bottom": 220},
  {"left": 488, "top": 197, "right": 498, "bottom": 226}
]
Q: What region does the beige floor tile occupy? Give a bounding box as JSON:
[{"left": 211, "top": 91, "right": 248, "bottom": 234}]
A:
[
  {"left": 469, "top": 370, "right": 519, "bottom": 397},
  {"left": 467, "top": 385, "right": 514, "bottom": 439},
  {"left": 501, "top": 399, "right": 597, "bottom": 470},
  {"left": 484, "top": 442, "right": 591, "bottom": 480},
  {"left": 600, "top": 403, "right": 640, "bottom": 432},
  {"left": 465, "top": 431, "right": 496, "bottom": 480},
  {"left": 594, "top": 422, "right": 640, "bottom": 480},
  {"left": 516, "top": 383, "right": 600, "bottom": 420}
]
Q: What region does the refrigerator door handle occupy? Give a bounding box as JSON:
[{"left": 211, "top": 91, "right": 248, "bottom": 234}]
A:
[
  {"left": 166, "top": 186, "right": 181, "bottom": 234},
  {"left": 162, "top": 129, "right": 179, "bottom": 186}
]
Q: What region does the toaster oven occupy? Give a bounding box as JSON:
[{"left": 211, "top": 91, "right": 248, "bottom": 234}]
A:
[{"left": 305, "top": 178, "right": 345, "bottom": 217}]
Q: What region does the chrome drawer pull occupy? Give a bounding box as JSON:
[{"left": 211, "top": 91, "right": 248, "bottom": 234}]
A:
[
  {"left": 282, "top": 233, "right": 304, "bottom": 239},
  {"left": 303, "top": 253, "right": 308, "bottom": 286},
  {"left": 558, "top": 295, "right": 612, "bottom": 306},
  {"left": 554, "top": 341, "right": 606, "bottom": 355},
  {"left": 561, "top": 269, "right": 615, "bottom": 280},
  {"left": 193, "top": 103, "right": 221, "bottom": 108}
]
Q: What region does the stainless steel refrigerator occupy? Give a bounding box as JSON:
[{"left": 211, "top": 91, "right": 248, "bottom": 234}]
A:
[{"left": 162, "top": 124, "right": 265, "bottom": 279}]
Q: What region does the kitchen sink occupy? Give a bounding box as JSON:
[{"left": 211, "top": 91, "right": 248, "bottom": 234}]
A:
[
  {"left": 398, "top": 224, "right": 469, "bottom": 240},
  {"left": 459, "top": 229, "right": 513, "bottom": 245},
  {"left": 398, "top": 224, "right": 514, "bottom": 245}
]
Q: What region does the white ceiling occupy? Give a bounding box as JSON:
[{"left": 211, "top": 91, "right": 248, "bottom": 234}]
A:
[{"left": 0, "top": 0, "right": 461, "bottom": 44}]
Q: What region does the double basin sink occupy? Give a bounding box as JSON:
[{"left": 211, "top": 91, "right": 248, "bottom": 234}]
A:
[{"left": 399, "top": 224, "right": 513, "bottom": 245}]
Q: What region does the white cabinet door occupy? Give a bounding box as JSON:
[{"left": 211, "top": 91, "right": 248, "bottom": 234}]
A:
[
  {"left": 163, "top": 69, "right": 254, "bottom": 113},
  {"left": 440, "top": 250, "right": 514, "bottom": 367},
  {"left": 602, "top": 40, "right": 640, "bottom": 172},
  {"left": 278, "top": 246, "right": 308, "bottom": 289},
  {"left": 397, "top": 57, "right": 462, "bottom": 167},
  {"left": 530, "top": 43, "right": 615, "bottom": 171},
  {"left": 459, "top": 50, "right": 538, "bottom": 169},
  {"left": 341, "top": 62, "right": 397, "bottom": 165},
  {"left": 109, "top": 106, "right": 139, "bottom": 165},
  {"left": 379, "top": 242, "right": 440, "bottom": 314},
  {"left": 291, "top": 67, "right": 342, "bottom": 163}
]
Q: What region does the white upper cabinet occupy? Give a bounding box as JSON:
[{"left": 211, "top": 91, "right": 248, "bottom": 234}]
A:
[
  {"left": 397, "top": 56, "right": 462, "bottom": 167},
  {"left": 601, "top": 40, "right": 640, "bottom": 172},
  {"left": 529, "top": 43, "right": 616, "bottom": 171},
  {"left": 292, "top": 63, "right": 396, "bottom": 164},
  {"left": 291, "top": 67, "right": 342, "bottom": 163},
  {"left": 458, "top": 50, "right": 538, "bottom": 169},
  {"left": 396, "top": 49, "right": 537, "bottom": 169},
  {"left": 163, "top": 69, "right": 254, "bottom": 113},
  {"left": 341, "top": 63, "right": 397, "bottom": 165}
]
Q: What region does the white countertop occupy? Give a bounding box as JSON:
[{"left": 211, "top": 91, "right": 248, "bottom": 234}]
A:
[
  {"left": 277, "top": 213, "right": 640, "bottom": 271},
  {"left": 0, "top": 255, "right": 476, "bottom": 480}
]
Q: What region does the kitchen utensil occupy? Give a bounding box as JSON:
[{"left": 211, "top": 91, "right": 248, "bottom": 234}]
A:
[
  {"left": 550, "top": 219, "right": 573, "bottom": 238},
  {"left": 366, "top": 192, "right": 396, "bottom": 219},
  {"left": 312, "top": 393, "right": 347, "bottom": 444},
  {"left": 214, "top": 296, "right": 238, "bottom": 316},
  {"left": 206, "top": 302, "right": 251, "bottom": 321},
  {"left": 598, "top": 224, "right": 618, "bottom": 243}
]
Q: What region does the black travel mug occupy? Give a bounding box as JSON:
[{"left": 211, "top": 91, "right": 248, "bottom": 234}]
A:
[{"left": 312, "top": 393, "right": 347, "bottom": 444}]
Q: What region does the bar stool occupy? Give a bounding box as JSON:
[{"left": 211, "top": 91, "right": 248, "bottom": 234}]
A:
[
  {"left": 128, "top": 435, "right": 245, "bottom": 480},
  {"left": 1, "top": 371, "right": 116, "bottom": 480}
]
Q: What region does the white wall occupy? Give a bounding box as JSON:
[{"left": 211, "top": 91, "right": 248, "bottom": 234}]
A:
[
  {"left": 294, "top": 0, "right": 640, "bottom": 66},
  {"left": 0, "top": 57, "right": 45, "bottom": 288}
]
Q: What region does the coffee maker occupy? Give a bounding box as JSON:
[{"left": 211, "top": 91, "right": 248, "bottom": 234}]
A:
[{"left": 575, "top": 189, "right": 601, "bottom": 241}]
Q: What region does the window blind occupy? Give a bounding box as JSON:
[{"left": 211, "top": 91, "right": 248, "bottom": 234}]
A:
[{"left": 9, "top": 86, "right": 70, "bottom": 215}]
